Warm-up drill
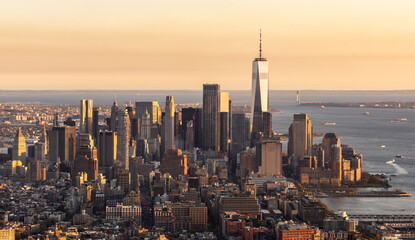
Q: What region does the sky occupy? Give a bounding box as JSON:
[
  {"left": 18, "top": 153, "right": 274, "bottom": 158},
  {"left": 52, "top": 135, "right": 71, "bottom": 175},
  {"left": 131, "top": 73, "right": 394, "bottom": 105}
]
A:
[{"left": 1, "top": 0, "right": 415, "bottom": 90}]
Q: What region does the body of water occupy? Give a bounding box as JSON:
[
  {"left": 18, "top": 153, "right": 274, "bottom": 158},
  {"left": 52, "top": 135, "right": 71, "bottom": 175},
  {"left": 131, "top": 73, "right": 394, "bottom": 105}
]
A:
[{"left": 274, "top": 103, "right": 415, "bottom": 214}]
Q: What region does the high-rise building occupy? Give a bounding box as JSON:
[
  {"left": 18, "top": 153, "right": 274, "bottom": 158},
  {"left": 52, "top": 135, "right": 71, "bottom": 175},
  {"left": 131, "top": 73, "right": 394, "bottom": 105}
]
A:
[
  {"left": 231, "top": 113, "right": 248, "bottom": 175},
  {"left": 239, "top": 149, "right": 256, "bottom": 178},
  {"left": 322, "top": 133, "right": 341, "bottom": 169},
  {"left": 53, "top": 113, "right": 59, "bottom": 127},
  {"left": 98, "top": 131, "right": 117, "bottom": 168},
  {"left": 92, "top": 107, "right": 99, "bottom": 140},
  {"left": 110, "top": 98, "right": 118, "bottom": 132},
  {"left": 262, "top": 112, "right": 273, "bottom": 138},
  {"left": 48, "top": 126, "right": 76, "bottom": 163},
  {"left": 39, "top": 124, "right": 48, "bottom": 155},
  {"left": 160, "top": 149, "right": 187, "bottom": 178},
  {"left": 34, "top": 142, "right": 46, "bottom": 162},
  {"left": 184, "top": 121, "right": 194, "bottom": 150},
  {"left": 73, "top": 134, "right": 98, "bottom": 181},
  {"left": 220, "top": 112, "right": 229, "bottom": 153},
  {"left": 203, "top": 84, "right": 220, "bottom": 151},
  {"left": 219, "top": 92, "right": 231, "bottom": 153},
  {"left": 140, "top": 110, "right": 152, "bottom": 139},
  {"left": 125, "top": 106, "right": 140, "bottom": 141},
  {"left": 288, "top": 113, "right": 313, "bottom": 168},
  {"left": 12, "top": 128, "right": 26, "bottom": 162},
  {"left": 80, "top": 99, "right": 93, "bottom": 135},
  {"left": 251, "top": 31, "right": 269, "bottom": 146},
  {"left": 117, "top": 109, "right": 131, "bottom": 169},
  {"left": 256, "top": 138, "right": 282, "bottom": 176},
  {"left": 181, "top": 107, "right": 203, "bottom": 149},
  {"left": 135, "top": 101, "right": 161, "bottom": 126},
  {"left": 28, "top": 159, "right": 42, "bottom": 182},
  {"left": 164, "top": 96, "right": 175, "bottom": 151},
  {"left": 322, "top": 133, "right": 342, "bottom": 185}
]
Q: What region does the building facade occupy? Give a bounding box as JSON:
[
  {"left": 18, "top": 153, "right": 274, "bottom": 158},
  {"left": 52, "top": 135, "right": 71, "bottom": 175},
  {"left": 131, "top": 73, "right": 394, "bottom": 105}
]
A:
[
  {"left": 203, "top": 84, "right": 220, "bottom": 151},
  {"left": 80, "top": 99, "right": 93, "bottom": 135}
]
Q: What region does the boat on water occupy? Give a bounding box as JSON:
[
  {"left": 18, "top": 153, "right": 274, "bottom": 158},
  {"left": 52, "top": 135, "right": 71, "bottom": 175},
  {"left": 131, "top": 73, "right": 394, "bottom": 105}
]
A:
[
  {"left": 396, "top": 155, "right": 404, "bottom": 158},
  {"left": 391, "top": 118, "right": 408, "bottom": 123},
  {"left": 322, "top": 122, "right": 336, "bottom": 125},
  {"left": 364, "top": 112, "right": 370, "bottom": 116},
  {"left": 381, "top": 145, "right": 386, "bottom": 148}
]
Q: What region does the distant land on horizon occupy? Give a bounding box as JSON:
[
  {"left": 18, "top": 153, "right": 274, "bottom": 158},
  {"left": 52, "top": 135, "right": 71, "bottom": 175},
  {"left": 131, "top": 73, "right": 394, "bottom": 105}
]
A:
[{"left": 1, "top": 89, "right": 415, "bottom": 105}]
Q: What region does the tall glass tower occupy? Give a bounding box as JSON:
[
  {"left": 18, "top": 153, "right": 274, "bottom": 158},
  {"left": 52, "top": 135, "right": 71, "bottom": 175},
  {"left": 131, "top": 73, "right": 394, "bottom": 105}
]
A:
[
  {"left": 80, "top": 99, "right": 93, "bottom": 135},
  {"left": 251, "top": 31, "right": 269, "bottom": 144},
  {"left": 164, "top": 96, "right": 175, "bottom": 152}
]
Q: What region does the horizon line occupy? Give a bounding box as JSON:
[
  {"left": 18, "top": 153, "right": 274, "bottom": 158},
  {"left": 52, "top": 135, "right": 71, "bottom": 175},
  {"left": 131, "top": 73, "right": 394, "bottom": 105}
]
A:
[{"left": 1, "top": 89, "right": 415, "bottom": 92}]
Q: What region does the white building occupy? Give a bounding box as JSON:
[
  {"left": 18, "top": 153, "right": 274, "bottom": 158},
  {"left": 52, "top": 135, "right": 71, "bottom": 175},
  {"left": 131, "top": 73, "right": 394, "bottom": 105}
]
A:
[{"left": 106, "top": 203, "right": 141, "bottom": 223}]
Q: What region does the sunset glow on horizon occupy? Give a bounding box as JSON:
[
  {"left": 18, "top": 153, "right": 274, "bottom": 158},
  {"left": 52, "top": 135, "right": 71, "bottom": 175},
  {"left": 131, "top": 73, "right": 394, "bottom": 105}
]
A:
[{"left": 1, "top": 0, "right": 415, "bottom": 90}]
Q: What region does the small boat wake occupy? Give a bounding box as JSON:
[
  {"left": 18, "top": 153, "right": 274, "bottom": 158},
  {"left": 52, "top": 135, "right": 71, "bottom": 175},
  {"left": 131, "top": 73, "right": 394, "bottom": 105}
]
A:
[{"left": 386, "top": 159, "right": 408, "bottom": 175}]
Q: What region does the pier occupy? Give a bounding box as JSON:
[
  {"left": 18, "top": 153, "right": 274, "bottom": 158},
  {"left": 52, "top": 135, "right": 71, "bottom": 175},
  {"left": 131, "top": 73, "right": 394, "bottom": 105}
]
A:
[{"left": 348, "top": 214, "right": 415, "bottom": 223}]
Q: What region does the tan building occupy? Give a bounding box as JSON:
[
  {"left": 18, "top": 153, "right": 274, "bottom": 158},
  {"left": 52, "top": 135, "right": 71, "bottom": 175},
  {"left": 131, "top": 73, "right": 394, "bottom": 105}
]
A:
[
  {"left": 106, "top": 203, "right": 141, "bottom": 223},
  {"left": 256, "top": 138, "right": 282, "bottom": 177},
  {"left": 239, "top": 149, "right": 256, "bottom": 178},
  {"left": 288, "top": 113, "right": 313, "bottom": 168},
  {"left": 98, "top": 131, "right": 117, "bottom": 168},
  {"left": 12, "top": 128, "right": 26, "bottom": 163},
  {"left": 160, "top": 149, "right": 187, "bottom": 178},
  {"left": 28, "top": 159, "right": 42, "bottom": 182}
]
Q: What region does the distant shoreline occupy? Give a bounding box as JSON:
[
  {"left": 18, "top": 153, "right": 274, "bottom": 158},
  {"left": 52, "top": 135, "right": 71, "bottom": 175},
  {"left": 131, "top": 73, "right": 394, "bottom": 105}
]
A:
[{"left": 301, "top": 101, "right": 415, "bottom": 109}]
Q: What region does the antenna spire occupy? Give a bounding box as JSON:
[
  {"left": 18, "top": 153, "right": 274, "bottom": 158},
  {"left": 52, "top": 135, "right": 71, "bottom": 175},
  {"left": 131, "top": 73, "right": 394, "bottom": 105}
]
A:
[{"left": 259, "top": 29, "right": 262, "bottom": 59}]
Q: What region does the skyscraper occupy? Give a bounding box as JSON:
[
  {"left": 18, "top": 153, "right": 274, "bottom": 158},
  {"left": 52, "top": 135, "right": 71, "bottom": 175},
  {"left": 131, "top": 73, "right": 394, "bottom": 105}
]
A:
[
  {"left": 288, "top": 113, "right": 313, "bottom": 168},
  {"left": 39, "top": 124, "right": 48, "bottom": 156},
  {"left": 251, "top": 31, "right": 269, "bottom": 145},
  {"left": 73, "top": 134, "right": 98, "bottom": 181},
  {"left": 203, "top": 84, "right": 220, "bottom": 151},
  {"left": 12, "top": 128, "right": 26, "bottom": 162},
  {"left": 111, "top": 98, "right": 118, "bottom": 132},
  {"left": 140, "top": 110, "right": 151, "bottom": 139},
  {"left": 117, "top": 108, "right": 131, "bottom": 169},
  {"left": 164, "top": 96, "right": 175, "bottom": 151},
  {"left": 230, "top": 113, "right": 248, "bottom": 175},
  {"left": 48, "top": 126, "right": 76, "bottom": 163},
  {"left": 92, "top": 107, "right": 99, "bottom": 140},
  {"left": 219, "top": 92, "right": 231, "bottom": 153},
  {"left": 98, "top": 131, "right": 117, "bottom": 168},
  {"left": 256, "top": 138, "right": 282, "bottom": 177},
  {"left": 135, "top": 101, "right": 161, "bottom": 126},
  {"left": 80, "top": 99, "right": 93, "bottom": 135},
  {"left": 322, "top": 133, "right": 341, "bottom": 169},
  {"left": 160, "top": 149, "right": 188, "bottom": 178},
  {"left": 182, "top": 107, "right": 203, "bottom": 149},
  {"left": 28, "top": 159, "right": 42, "bottom": 182},
  {"left": 126, "top": 106, "right": 140, "bottom": 140},
  {"left": 322, "top": 133, "right": 342, "bottom": 184}
]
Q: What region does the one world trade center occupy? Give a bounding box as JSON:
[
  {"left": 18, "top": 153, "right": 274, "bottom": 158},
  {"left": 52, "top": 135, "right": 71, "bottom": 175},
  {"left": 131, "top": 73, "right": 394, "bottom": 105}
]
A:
[{"left": 251, "top": 31, "right": 272, "bottom": 146}]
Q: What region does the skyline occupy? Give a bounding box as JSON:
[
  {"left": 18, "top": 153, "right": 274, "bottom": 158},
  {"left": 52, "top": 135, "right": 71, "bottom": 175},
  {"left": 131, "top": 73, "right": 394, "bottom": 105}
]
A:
[{"left": 2, "top": 0, "right": 415, "bottom": 90}]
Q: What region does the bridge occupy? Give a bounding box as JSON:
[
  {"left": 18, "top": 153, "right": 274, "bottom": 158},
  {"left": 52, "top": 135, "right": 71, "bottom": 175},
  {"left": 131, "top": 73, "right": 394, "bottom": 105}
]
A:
[{"left": 348, "top": 214, "right": 415, "bottom": 223}]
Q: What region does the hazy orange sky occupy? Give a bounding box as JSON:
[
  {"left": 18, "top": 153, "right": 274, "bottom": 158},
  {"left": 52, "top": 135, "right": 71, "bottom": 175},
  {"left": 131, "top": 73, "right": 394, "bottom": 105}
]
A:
[{"left": 1, "top": 0, "right": 415, "bottom": 90}]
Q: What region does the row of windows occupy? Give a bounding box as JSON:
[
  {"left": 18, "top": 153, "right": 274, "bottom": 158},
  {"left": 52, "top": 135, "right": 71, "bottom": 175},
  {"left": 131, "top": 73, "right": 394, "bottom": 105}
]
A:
[{"left": 252, "top": 72, "right": 269, "bottom": 79}]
